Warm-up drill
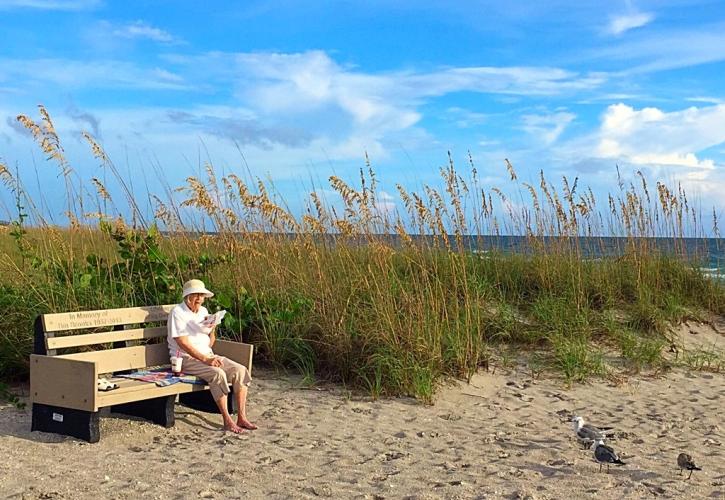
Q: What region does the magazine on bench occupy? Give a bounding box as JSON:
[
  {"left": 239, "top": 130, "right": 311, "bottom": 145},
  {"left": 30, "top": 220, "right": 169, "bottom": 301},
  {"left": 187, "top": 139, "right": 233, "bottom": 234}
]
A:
[{"left": 201, "top": 309, "right": 226, "bottom": 328}]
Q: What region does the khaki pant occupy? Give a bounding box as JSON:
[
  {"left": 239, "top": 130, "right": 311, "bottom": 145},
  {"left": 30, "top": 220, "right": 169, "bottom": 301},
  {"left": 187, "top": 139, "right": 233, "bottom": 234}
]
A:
[{"left": 181, "top": 356, "right": 252, "bottom": 401}]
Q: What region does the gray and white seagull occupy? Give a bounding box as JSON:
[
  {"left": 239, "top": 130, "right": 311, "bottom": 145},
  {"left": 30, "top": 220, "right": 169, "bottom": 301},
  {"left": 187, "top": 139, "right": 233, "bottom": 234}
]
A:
[
  {"left": 572, "top": 415, "right": 613, "bottom": 448},
  {"left": 593, "top": 439, "right": 626, "bottom": 472}
]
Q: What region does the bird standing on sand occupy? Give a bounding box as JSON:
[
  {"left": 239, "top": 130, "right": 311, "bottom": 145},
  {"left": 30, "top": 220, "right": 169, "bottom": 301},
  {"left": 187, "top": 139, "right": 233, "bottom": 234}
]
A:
[
  {"left": 572, "top": 416, "right": 612, "bottom": 449},
  {"left": 677, "top": 453, "right": 702, "bottom": 479},
  {"left": 593, "top": 439, "right": 626, "bottom": 472}
]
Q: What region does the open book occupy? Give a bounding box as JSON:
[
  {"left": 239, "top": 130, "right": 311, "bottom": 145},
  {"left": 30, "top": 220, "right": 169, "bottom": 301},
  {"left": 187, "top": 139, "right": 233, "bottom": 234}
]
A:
[{"left": 201, "top": 309, "right": 227, "bottom": 328}]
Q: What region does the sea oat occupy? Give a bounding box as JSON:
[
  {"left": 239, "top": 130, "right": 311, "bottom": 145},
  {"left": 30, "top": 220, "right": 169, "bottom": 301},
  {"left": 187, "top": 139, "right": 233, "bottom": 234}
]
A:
[{"left": 505, "top": 158, "right": 518, "bottom": 181}]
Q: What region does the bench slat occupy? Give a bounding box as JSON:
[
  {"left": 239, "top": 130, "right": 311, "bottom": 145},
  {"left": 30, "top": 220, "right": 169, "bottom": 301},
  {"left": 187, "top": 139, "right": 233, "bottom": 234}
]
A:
[
  {"left": 42, "top": 305, "right": 175, "bottom": 332},
  {"left": 61, "top": 343, "right": 170, "bottom": 373},
  {"left": 47, "top": 326, "right": 167, "bottom": 350}
]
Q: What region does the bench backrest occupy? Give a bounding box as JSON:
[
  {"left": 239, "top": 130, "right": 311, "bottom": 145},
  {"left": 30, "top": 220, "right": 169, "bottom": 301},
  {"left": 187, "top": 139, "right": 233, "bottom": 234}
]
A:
[{"left": 35, "top": 305, "right": 177, "bottom": 373}]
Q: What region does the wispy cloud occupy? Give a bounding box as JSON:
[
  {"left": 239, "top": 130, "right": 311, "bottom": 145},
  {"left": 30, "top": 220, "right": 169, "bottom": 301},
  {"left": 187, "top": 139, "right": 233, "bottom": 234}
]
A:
[
  {"left": 521, "top": 111, "right": 576, "bottom": 145},
  {"left": 589, "top": 25, "right": 725, "bottom": 73},
  {"left": 110, "top": 20, "right": 178, "bottom": 44},
  {"left": 167, "top": 109, "right": 312, "bottom": 149},
  {"left": 215, "top": 51, "right": 605, "bottom": 157},
  {"left": 0, "top": 0, "right": 100, "bottom": 10},
  {"left": 606, "top": 11, "right": 654, "bottom": 35},
  {"left": 66, "top": 102, "right": 101, "bottom": 137},
  {"left": 445, "top": 107, "right": 489, "bottom": 128},
  {"left": 686, "top": 96, "right": 724, "bottom": 105},
  {"left": 0, "top": 58, "right": 189, "bottom": 91},
  {"left": 221, "top": 51, "right": 605, "bottom": 122},
  {"left": 5, "top": 115, "right": 29, "bottom": 137}
]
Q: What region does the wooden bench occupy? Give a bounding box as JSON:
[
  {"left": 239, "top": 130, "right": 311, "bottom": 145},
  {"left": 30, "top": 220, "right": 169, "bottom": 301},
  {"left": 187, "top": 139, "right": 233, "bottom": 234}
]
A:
[{"left": 30, "top": 305, "right": 253, "bottom": 443}]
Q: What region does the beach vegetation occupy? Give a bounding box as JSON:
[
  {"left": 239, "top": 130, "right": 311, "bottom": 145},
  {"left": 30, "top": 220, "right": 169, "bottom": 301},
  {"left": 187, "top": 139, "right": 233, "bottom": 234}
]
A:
[{"left": 0, "top": 106, "right": 724, "bottom": 401}]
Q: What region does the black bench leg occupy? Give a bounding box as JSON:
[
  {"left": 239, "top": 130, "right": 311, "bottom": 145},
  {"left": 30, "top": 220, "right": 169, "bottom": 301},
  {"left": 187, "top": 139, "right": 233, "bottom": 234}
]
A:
[
  {"left": 111, "top": 395, "right": 176, "bottom": 428},
  {"left": 32, "top": 403, "right": 100, "bottom": 443},
  {"left": 178, "top": 389, "right": 235, "bottom": 414}
]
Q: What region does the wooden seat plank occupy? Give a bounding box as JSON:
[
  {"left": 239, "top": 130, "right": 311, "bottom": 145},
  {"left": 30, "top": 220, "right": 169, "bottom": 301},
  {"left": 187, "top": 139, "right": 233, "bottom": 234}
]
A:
[{"left": 47, "top": 326, "right": 167, "bottom": 350}]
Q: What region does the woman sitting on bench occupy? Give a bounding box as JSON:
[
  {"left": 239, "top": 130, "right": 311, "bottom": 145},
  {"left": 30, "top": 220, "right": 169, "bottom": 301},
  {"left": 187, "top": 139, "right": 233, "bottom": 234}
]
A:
[{"left": 167, "top": 279, "right": 258, "bottom": 434}]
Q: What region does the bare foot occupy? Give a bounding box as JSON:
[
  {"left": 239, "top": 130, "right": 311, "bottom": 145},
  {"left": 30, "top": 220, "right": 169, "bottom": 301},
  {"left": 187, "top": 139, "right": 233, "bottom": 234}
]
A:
[
  {"left": 238, "top": 419, "right": 258, "bottom": 430},
  {"left": 223, "top": 422, "right": 245, "bottom": 434}
]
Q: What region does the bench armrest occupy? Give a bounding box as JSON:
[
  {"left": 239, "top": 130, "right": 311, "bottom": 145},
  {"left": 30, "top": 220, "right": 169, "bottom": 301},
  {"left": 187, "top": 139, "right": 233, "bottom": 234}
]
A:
[
  {"left": 30, "top": 354, "right": 98, "bottom": 411},
  {"left": 213, "top": 340, "right": 253, "bottom": 375}
]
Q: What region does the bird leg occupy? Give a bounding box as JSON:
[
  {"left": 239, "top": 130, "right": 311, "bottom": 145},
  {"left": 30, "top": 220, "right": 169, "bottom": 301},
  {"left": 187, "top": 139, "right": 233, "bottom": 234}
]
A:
[{"left": 687, "top": 469, "right": 693, "bottom": 480}]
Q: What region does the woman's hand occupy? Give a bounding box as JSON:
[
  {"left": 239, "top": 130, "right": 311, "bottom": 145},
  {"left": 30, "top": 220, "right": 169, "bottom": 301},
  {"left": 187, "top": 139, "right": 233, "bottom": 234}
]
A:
[{"left": 204, "top": 355, "right": 223, "bottom": 367}]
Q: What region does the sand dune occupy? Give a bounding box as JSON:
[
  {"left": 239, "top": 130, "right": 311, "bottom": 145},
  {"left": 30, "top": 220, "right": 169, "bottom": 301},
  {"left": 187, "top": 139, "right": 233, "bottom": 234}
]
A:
[{"left": 1, "top": 323, "right": 723, "bottom": 499}]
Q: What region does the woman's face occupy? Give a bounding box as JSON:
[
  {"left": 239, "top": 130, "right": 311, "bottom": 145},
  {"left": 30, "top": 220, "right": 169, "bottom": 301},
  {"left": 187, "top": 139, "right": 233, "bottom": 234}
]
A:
[{"left": 185, "top": 293, "right": 206, "bottom": 312}]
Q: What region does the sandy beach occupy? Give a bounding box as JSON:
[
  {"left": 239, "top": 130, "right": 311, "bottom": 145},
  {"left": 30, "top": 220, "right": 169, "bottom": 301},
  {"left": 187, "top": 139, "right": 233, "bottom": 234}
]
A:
[{"left": 1, "top": 321, "right": 723, "bottom": 500}]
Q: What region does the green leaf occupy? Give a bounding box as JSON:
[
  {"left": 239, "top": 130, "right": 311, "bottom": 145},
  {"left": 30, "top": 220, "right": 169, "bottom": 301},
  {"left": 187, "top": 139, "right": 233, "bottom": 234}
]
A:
[{"left": 79, "top": 273, "right": 93, "bottom": 288}]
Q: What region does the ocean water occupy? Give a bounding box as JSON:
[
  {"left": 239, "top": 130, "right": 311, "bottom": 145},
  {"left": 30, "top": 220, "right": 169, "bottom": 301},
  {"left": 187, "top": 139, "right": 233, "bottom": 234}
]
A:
[
  {"left": 458, "top": 235, "right": 724, "bottom": 280},
  {"left": 364, "top": 235, "right": 724, "bottom": 279},
  {"left": 175, "top": 231, "right": 725, "bottom": 279}
]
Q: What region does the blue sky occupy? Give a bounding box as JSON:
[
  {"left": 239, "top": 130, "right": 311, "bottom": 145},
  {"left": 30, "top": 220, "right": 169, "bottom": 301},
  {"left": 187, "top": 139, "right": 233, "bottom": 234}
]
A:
[{"left": 1, "top": 0, "right": 725, "bottom": 227}]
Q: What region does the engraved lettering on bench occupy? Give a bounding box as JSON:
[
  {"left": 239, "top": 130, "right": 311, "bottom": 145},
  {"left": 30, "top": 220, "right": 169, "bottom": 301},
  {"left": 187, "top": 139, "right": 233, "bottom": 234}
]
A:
[
  {"left": 44, "top": 306, "right": 172, "bottom": 332},
  {"left": 61, "top": 313, "right": 125, "bottom": 328}
]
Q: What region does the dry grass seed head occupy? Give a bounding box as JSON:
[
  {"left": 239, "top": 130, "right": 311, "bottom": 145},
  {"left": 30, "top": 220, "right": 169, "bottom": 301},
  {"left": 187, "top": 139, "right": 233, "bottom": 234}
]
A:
[
  {"left": 505, "top": 158, "right": 518, "bottom": 181},
  {"left": 90, "top": 177, "right": 111, "bottom": 201},
  {"left": 82, "top": 132, "right": 109, "bottom": 163}
]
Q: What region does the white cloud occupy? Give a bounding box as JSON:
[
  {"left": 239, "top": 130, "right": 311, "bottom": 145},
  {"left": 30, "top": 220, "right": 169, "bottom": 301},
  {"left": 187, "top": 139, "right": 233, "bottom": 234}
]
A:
[
  {"left": 209, "top": 50, "right": 605, "bottom": 157},
  {"left": 590, "top": 25, "right": 725, "bottom": 73},
  {"left": 0, "top": 58, "right": 189, "bottom": 90},
  {"left": 597, "top": 103, "right": 725, "bottom": 156},
  {"left": 686, "top": 96, "right": 724, "bottom": 105},
  {"left": 607, "top": 12, "right": 654, "bottom": 36},
  {"left": 405, "top": 67, "right": 606, "bottom": 97},
  {"left": 445, "top": 107, "right": 489, "bottom": 128},
  {"left": 629, "top": 152, "right": 715, "bottom": 170},
  {"left": 0, "top": 0, "right": 99, "bottom": 10},
  {"left": 111, "top": 20, "right": 178, "bottom": 44},
  {"left": 587, "top": 103, "right": 725, "bottom": 194},
  {"left": 522, "top": 111, "right": 576, "bottom": 145}
]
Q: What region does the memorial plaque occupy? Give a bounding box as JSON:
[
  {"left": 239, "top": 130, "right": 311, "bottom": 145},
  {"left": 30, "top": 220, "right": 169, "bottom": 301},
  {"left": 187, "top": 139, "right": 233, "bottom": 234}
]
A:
[{"left": 42, "top": 305, "right": 175, "bottom": 332}]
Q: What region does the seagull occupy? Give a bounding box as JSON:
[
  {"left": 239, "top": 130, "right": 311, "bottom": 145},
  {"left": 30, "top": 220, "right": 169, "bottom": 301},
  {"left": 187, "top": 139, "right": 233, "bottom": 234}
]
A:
[
  {"left": 572, "top": 416, "right": 613, "bottom": 448},
  {"left": 593, "top": 439, "right": 626, "bottom": 472},
  {"left": 677, "top": 453, "right": 702, "bottom": 479}
]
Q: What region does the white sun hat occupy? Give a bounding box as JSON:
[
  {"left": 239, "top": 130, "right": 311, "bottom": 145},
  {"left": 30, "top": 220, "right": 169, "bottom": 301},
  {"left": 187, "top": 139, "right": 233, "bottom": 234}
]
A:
[{"left": 182, "top": 279, "right": 214, "bottom": 298}]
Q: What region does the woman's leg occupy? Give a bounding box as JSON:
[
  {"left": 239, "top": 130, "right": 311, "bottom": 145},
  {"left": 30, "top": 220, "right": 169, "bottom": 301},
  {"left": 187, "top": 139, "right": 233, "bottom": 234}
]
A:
[
  {"left": 181, "top": 358, "right": 244, "bottom": 433},
  {"left": 219, "top": 358, "right": 257, "bottom": 429}
]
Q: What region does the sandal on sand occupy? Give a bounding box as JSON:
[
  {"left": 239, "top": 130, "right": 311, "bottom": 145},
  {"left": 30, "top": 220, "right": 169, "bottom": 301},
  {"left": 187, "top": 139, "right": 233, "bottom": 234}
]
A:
[{"left": 97, "top": 377, "right": 118, "bottom": 392}]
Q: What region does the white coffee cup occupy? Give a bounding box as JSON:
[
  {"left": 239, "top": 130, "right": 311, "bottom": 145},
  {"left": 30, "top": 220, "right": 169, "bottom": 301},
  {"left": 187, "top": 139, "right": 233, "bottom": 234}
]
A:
[{"left": 170, "top": 356, "right": 183, "bottom": 375}]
